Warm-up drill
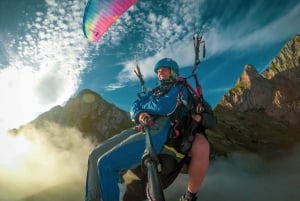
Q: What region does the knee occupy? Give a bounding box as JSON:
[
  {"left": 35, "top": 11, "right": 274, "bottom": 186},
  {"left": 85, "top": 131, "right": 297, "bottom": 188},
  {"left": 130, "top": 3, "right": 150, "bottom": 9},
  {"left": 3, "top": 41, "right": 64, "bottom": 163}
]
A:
[
  {"left": 88, "top": 149, "right": 98, "bottom": 164},
  {"left": 191, "top": 134, "right": 210, "bottom": 158},
  {"left": 97, "top": 154, "right": 111, "bottom": 172},
  {"left": 88, "top": 146, "right": 102, "bottom": 164}
]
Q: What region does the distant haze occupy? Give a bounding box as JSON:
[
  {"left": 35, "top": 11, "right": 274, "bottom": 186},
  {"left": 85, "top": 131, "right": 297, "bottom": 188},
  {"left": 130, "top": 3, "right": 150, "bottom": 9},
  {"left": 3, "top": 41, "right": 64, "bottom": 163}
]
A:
[
  {"left": 0, "top": 122, "right": 94, "bottom": 201},
  {"left": 1, "top": 122, "right": 299, "bottom": 201},
  {"left": 165, "top": 145, "right": 300, "bottom": 201}
]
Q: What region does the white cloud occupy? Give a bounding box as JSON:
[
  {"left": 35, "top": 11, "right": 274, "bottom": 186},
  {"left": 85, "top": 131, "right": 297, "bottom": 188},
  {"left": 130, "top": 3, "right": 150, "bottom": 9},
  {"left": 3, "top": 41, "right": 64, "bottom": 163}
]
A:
[
  {"left": 235, "top": 2, "right": 300, "bottom": 49},
  {"left": 0, "top": 122, "right": 94, "bottom": 200},
  {"left": 203, "top": 1, "right": 300, "bottom": 55},
  {"left": 104, "top": 82, "right": 125, "bottom": 91},
  {"left": 0, "top": 0, "right": 92, "bottom": 132}
]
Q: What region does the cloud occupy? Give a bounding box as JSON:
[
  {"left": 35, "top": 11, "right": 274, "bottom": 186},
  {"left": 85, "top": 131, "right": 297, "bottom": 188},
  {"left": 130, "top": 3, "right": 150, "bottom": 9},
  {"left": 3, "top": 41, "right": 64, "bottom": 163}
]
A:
[
  {"left": 204, "top": 1, "right": 300, "bottom": 53},
  {"left": 0, "top": 0, "right": 93, "bottom": 131},
  {"left": 0, "top": 122, "right": 94, "bottom": 201},
  {"left": 165, "top": 146, "right": 300, "bottom": 201},
  {"left": 104, "top": 82, "right": 125, "bottom": 91},
  {"left": 235, "top": 1, "right": 300, "bottom": 49}
]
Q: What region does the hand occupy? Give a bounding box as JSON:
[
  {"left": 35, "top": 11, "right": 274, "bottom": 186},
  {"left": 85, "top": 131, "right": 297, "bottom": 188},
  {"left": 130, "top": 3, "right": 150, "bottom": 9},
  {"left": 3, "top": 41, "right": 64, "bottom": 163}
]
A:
[
  {"left": 138, "top": 112, "right": 151, "bottom": 125},
  {"left": 192, "top": 114, "right": 202, "bottom": 123}
]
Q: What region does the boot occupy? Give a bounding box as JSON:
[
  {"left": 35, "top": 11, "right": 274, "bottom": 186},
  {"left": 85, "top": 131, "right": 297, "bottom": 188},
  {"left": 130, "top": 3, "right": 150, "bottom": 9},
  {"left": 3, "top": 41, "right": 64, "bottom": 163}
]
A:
[{"left": 179, "top": 192, "right": 197, "bottom": 201}]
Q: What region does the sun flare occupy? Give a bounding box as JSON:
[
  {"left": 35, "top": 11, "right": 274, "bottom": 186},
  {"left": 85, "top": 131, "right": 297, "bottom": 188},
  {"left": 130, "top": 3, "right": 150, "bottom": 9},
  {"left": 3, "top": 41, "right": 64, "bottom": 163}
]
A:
[{"left": 0, "top": 133, "right": 31, "bottom": 168}]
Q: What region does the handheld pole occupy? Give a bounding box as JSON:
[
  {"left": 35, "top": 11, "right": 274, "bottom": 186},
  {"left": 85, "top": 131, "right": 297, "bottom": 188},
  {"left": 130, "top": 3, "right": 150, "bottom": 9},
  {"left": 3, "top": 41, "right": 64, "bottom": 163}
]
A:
[{"left": 142, "top": 118, "right": 165, "bottom": 201}]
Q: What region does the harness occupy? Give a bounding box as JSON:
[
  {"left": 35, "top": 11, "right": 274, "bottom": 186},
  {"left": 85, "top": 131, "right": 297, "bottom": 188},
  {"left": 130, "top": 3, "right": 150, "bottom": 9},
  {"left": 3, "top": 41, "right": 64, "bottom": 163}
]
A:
[
  {"left": 170, "top": 76, "right": 203, "bottom": 137},
  {"left": 166, "top": 33, "right": 206, "bottom": 155}
]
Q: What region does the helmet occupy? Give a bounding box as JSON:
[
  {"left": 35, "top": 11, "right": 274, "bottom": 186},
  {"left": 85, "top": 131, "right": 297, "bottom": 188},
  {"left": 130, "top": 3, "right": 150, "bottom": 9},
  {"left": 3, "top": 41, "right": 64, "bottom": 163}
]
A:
[{"left": 154, "top": 58, "right": 179, "bottom": 76}]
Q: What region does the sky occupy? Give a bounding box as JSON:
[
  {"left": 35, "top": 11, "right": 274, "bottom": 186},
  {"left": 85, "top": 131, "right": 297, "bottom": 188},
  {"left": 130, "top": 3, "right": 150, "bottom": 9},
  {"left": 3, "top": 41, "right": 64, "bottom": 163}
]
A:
[
  {"left": 0, "top": 1, "right": 300, "bottom": 200},
  {"left": 0, "top": 0, "right": 300, "bottom": 133}
]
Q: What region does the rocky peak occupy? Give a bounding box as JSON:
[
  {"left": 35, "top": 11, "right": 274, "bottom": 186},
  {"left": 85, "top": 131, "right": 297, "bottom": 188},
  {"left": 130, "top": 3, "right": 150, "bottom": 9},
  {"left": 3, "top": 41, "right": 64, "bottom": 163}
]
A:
[
  {"left": 220, "top": 64, "right": 273, "bottom": 112},
  {"left": 263, "top": 34, "right": 300, "bottom": 79},
  {"left": 219, "top": 35, "right": 300, "bottom": 125},
  {"left": 210, "top": 35, "right": 300, "bottom": 157},
  {"left": 236, "top": 64, "right": 260, "bottom": 87},
  {"left": 20, "top": 89, "right": 134, "bottom": 142}
]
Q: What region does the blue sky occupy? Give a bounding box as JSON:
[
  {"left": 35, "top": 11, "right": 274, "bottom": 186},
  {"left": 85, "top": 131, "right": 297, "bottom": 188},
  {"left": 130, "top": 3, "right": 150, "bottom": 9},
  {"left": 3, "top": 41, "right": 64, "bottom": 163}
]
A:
[{"left": 0, "top": 0, "right": 300, "bottom": 132}]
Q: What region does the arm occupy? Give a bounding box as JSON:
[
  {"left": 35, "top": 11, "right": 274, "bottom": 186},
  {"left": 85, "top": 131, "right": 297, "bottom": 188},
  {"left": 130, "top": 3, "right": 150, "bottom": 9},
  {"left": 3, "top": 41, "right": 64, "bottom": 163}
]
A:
[
  {"left": 130, "top": 85, "right": 180, "bottom": 124},
  {"left": 130, "top": 92, "right": 152, "bottom": 125},
  {"left": 130, "top": 99, "right": 142, "bottom": 123}
]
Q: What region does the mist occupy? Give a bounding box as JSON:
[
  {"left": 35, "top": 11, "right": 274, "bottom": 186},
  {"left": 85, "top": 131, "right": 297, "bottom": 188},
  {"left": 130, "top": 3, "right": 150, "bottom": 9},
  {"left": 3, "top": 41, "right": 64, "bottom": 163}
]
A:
[
  {"left": 0, "top": 122, "right": 94, "bottom": 201},
  {"left": 165, "top": 146, "right": 300, "bottom": 201},
  {"left": 1, "top": 123, "right": 300, "bottom": 201}
]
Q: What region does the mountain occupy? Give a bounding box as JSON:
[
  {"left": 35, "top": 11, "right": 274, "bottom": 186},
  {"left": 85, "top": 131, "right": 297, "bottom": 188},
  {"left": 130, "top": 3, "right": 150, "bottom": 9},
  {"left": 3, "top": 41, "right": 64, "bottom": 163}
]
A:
[
  {"left": 7, "top": 89, "right": 135, "bottom": 201},
  {"left": 10, "top": 88, "right": 134, "bottom": 142},
  {"left": 209, "top": 34, "right": 300, "bottom": 157}
]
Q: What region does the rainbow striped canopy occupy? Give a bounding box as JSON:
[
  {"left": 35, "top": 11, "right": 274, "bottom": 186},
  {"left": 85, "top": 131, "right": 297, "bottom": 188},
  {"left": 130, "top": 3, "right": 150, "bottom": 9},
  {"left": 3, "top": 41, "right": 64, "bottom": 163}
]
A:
[{"left": 82, "top": 0, "right": 138, "bottom": 42}]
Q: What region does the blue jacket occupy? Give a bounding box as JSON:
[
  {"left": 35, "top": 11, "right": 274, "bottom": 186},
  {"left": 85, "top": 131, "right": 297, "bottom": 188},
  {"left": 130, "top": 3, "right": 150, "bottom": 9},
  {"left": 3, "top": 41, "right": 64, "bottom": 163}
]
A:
[
  {"left": 130, "top": 81, "right": 217, "bottom": 130},
  {"left": 130, "top": 83, "right": 189, "bottom": 124}
]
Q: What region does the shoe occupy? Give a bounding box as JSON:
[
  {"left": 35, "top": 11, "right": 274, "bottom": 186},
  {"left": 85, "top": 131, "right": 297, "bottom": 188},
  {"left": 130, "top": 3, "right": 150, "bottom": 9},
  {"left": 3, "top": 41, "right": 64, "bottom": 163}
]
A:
[{"left": 179, "top": 194, "right": 197, "bottom": 201}]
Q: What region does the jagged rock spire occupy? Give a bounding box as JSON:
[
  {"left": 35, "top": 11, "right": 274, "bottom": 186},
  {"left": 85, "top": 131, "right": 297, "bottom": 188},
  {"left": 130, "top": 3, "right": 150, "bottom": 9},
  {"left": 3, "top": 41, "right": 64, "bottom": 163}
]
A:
[
  {"left": 263, "top": 34, "right": 300, "bottom": 79},
  {"left": 219, "top": 34, "right": 300, "bottom": 125},
  {"left": 236, "top": 64, "right": 259, "bottom": 87}
]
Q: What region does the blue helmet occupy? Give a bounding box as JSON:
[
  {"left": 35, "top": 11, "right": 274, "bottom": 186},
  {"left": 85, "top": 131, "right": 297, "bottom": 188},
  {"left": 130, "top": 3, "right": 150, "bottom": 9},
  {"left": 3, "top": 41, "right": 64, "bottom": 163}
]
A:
[{"left": 154, "top": 58, "right": 179, "bottom": 76}]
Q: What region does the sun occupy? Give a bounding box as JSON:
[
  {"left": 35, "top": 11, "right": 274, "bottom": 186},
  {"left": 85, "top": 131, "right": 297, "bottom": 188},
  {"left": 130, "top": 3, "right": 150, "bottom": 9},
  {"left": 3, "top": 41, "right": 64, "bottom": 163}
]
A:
[{"left": 0, "top": 133, "right": 31, "bottom": 168}]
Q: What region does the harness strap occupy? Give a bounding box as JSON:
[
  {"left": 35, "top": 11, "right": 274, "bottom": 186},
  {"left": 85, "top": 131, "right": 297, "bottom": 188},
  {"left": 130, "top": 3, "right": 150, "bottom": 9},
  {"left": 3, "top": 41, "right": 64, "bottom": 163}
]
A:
[
  {"left": 163, "top": 145, "right": 185, "bottom": 160},
  {"left": 176, "top": 78, "right": 186, "bottom": 105},
  {"left": 171, "top": 77, "right": 204, "bottom": 139},
  {"left": 134, "top": 63, "right": 146, "bottom": 95},
  {"left": 172, "top": 120, "right": 180, "bottom": 138}
]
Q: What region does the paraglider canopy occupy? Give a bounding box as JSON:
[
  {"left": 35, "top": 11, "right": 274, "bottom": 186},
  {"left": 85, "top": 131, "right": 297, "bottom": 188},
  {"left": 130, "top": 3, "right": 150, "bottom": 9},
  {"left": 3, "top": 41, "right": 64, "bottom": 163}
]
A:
[{"left": 82, "top": 0, "right": 138, "bottom": 42}]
